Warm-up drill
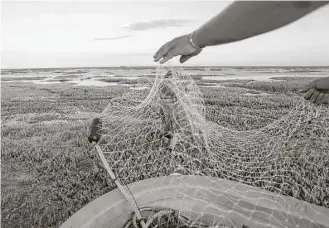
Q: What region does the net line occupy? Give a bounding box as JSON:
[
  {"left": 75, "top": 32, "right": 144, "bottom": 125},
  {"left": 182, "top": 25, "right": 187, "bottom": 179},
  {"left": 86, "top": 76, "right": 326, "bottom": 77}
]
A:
[{"left": 93, "top": 64, "right": 328, "bottom": 228}]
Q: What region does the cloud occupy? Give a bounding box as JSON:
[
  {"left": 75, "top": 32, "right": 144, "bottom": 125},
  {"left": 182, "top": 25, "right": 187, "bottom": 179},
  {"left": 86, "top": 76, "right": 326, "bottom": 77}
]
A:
[
  {"left": 93, "top": 35, "right": 131, "bottom": 41},
  {"left": 123, "top": 19, "right": 193, "bottom": 31}
]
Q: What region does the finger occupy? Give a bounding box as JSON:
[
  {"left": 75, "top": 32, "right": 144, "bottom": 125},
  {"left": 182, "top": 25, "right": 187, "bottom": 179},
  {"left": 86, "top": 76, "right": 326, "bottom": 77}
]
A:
[
  {"left": 322, "top": 93, "right": 329, "bottom": 103},
  {"left": 154, "top": 41, "right": 174, "bottom": 62},
  {"left": 299, "top": 81, "right": 316, "bottom": 93},
  {"left": 304, "top": 89, "right": 315, "bottom": 100},
  {"left": 316, "top": 93, "right": 325, "bottom": 105},
  {"left": 310, "top": 91, "right": 319, "bottom": 103},
  {"left": 160, "top": 51, "right": 177, "bottom": 64},
  {"left": 153, "top": 42, "right": 168, "bottom": 59},
  {"left": 180, "top": 49, "right": 202, "bottom": 63},
  {"left": 180, "top": 55, "right": 193, "bottom": 63},
  {"left": 323, "top": 94, "right": 329, "bottom": 104}
]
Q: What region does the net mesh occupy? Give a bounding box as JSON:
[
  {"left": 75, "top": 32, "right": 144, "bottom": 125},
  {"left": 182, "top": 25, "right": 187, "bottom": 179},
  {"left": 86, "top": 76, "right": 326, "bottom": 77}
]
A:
[{"left": 96, "top": 65, "right": 329, "bottom": 228}]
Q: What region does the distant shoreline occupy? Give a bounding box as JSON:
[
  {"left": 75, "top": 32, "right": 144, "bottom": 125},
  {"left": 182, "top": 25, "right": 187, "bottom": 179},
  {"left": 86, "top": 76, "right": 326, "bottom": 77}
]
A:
[
  {"left": 2, "top": 65, "right": 329, "bottom": 71},
  {"left": 1, "top": 66, "right": 327, "bottom": 87}
]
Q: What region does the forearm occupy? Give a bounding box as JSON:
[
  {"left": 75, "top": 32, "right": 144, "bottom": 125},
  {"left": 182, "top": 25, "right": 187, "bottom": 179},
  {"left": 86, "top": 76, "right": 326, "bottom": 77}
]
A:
[{"left": 193, "top": 1, "right": 328, "bottom": 48}]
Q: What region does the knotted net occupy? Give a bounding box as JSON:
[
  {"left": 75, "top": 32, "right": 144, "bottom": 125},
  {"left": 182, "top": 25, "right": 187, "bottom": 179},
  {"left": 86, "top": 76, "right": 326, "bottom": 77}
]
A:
[{"left": 95, "top": 65, "right": 329, "bottom": 228}]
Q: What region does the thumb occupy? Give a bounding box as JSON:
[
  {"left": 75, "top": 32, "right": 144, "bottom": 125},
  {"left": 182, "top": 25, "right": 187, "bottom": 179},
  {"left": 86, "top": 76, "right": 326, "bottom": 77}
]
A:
[
  {"left": 299, "top": 81, "right": 316, "bottom": 93},
  {"left": 180, "top": 49, "right": 202, "bottom": 63},
  {"left": 180, "top": 55, "right": 193, "bottom": 63}
]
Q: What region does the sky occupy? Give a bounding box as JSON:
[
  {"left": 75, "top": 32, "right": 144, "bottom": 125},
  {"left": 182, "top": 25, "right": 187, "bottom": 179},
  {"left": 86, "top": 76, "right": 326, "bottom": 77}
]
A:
[{"left": 1, "top": 1, "right": 329, "bottom": 68}]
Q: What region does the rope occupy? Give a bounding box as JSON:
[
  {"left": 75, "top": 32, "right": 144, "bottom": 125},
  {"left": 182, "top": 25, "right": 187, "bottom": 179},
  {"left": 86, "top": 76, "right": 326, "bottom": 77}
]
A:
[
  {"left": 94, "top": 144, "right": 147, "bottom": 228},
  {"left": 93, "top": 144, "right": 218, "bottom": 228}
]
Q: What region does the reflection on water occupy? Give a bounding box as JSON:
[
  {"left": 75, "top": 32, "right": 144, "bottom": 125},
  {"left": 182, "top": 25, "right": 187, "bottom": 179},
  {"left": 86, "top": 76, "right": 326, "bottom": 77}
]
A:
[
  {"left": 202, "top": 73, "right": 329, "bottom": 81},
  {"left": 244, "top": 92, "right": 270, "bottom": 96},
  {"left": 130, "top": 86, "right": 150, "bottom": 90},
  {"left": 33, "top": 80, "right": 62, "bottom": 85},
  {"left": 71, "top": 79, "right": 119, "bottom": 87}
]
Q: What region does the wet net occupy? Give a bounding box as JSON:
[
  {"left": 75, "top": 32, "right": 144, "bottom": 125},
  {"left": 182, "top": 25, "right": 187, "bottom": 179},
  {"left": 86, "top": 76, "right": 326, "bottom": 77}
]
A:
[{"left": 94, "top": 65, "right": 329, "bottom": 228}]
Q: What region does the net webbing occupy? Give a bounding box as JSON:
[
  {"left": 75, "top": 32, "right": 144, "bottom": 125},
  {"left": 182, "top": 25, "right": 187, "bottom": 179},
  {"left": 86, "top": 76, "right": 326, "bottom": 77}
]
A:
[{"left": 94, "top": 65, "right": 329, "bottom": 228}]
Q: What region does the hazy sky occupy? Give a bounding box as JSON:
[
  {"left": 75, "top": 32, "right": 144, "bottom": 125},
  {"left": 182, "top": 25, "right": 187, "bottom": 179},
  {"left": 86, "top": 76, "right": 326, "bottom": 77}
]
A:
[{"left": 1, "top": 1, "right": 329, "bottom": 68}]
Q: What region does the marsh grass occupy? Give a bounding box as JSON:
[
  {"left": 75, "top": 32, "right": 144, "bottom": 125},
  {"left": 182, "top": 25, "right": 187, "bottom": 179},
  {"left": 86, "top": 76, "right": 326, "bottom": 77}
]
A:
[
  {"left": 1, "top": 77, "right": 327, "bottom": 228},
  {"left": 1, "top": 82, "right": 128, "bottom": 228}
]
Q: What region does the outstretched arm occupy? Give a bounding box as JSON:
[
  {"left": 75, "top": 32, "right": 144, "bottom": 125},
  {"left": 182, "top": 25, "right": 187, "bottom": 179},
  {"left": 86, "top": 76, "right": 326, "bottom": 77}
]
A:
[
  {"left": 193, "top": 1, "right": 328, "bottom": 48},
  {"left": 154, "top": 1, "right": 328, "bottom": 64}
]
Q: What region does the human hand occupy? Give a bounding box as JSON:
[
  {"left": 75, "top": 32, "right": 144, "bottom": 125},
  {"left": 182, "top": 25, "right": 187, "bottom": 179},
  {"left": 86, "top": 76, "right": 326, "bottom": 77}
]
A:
[
  {"left": 153, "top": 33, "right": 202, "bottom": 64},
  {"left": 299, "top": 77, "right": 329, "bottom": 104}
]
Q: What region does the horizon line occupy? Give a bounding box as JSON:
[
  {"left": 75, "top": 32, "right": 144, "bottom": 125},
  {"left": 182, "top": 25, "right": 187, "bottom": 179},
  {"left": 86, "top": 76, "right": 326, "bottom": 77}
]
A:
[{"left": 2, "top": 65, "right": 329, "bottom": 70}]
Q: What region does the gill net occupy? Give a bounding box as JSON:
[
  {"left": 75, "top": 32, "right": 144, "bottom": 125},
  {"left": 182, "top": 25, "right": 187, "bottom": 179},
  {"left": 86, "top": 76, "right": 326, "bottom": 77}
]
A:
[{"left": 95, "top": 65, "right": 329, "bottom": 228}]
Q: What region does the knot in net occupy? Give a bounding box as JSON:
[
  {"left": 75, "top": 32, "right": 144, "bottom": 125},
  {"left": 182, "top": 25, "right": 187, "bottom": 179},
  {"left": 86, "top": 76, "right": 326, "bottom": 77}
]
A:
[{"left": 96, "top": 65, "right": 329, "bottom": 228}]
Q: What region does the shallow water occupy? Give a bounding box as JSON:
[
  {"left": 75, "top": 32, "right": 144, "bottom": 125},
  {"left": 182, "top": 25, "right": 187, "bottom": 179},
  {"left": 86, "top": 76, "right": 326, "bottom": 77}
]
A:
[
  {"left": 202, "top": 72, "right": 329, "bottom": 81},
  {"left": 1, "top": 66, "right": 328, "bottom": 87},
  {"left": 71, "top": 79, "right": 119, "bottom": 87}
]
